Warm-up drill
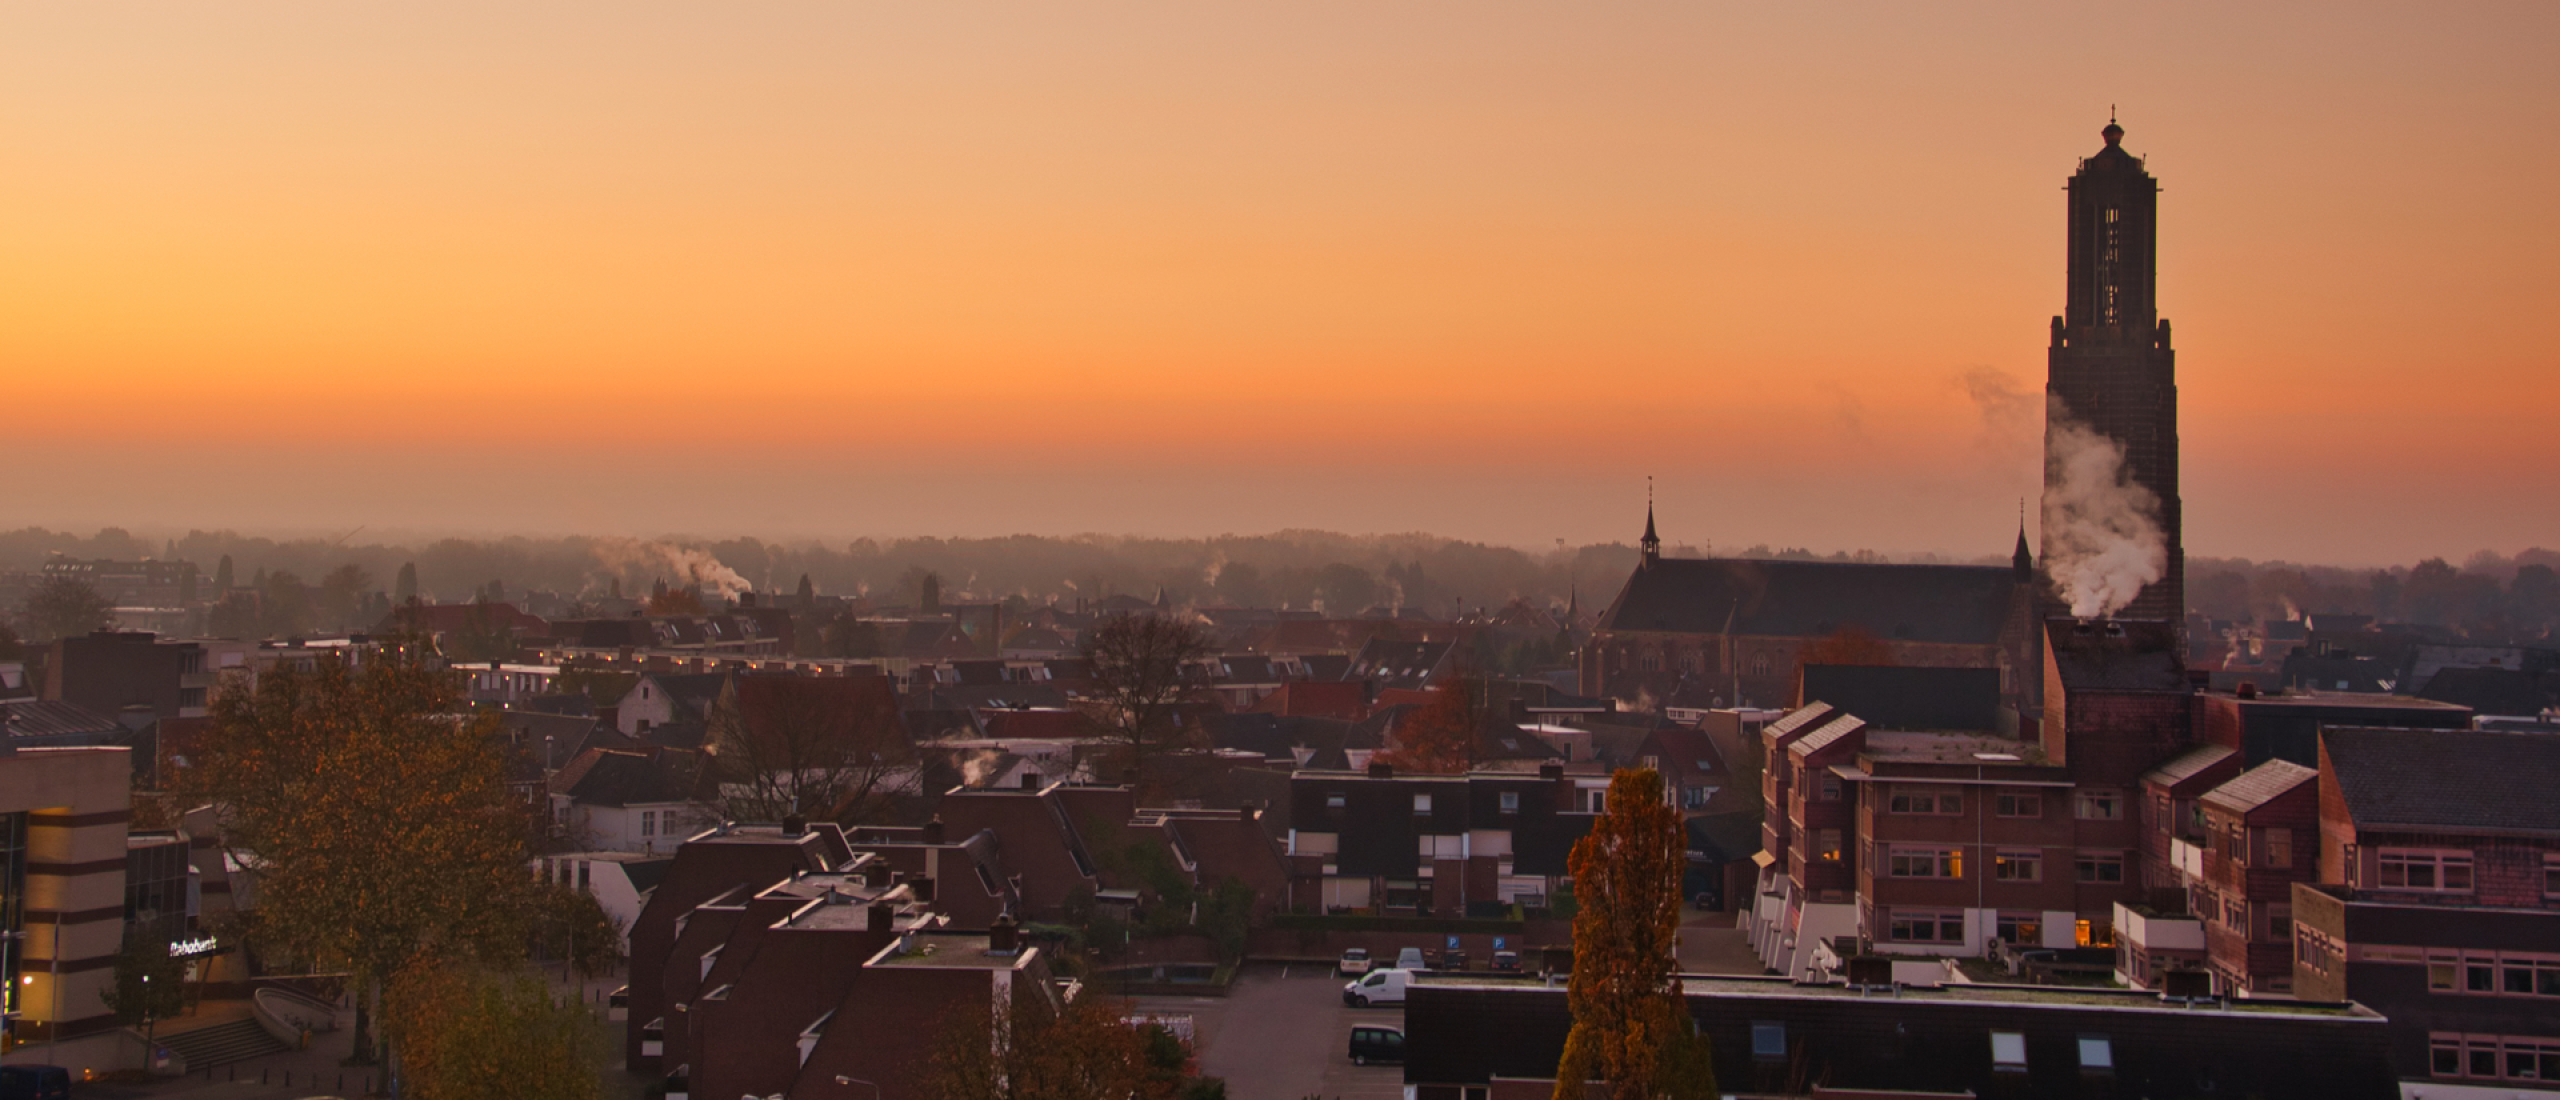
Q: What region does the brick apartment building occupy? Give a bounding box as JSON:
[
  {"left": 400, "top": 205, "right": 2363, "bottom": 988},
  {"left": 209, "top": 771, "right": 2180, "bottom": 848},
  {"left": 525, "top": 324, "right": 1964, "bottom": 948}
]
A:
[
  {"left": 1746, "top": 621, "right": 2177, "bottom": 979},
  {"left": 1285, "top": 762, "right": 1607, "bottom": 917},
  {"left": 2290, "top": 726, "right": 2560, "bottom": 1092}
]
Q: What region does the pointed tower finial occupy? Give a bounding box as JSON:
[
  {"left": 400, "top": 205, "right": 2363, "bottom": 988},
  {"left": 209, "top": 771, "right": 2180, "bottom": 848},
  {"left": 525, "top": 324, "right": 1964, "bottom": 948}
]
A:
[
  {"left": 1640, "top": 477, "right": 1661, "bottom": 568},
  {"left": 2013, "top": 498, "right": 2036, "bottom": 583}
]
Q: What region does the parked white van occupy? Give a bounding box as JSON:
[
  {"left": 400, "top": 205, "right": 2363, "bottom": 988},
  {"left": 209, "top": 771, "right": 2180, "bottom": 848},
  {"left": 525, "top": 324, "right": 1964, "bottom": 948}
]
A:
[{"left": 1342, "top": 967, "right": 1414, "bottom": 1007}]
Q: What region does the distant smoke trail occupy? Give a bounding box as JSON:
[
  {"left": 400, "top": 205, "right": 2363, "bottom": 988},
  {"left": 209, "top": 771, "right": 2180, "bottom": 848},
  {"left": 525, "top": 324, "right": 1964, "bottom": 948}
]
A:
[
  {"left": 2041, "top": 398, "right": 2165, "bottom": 619},
  {"left": 591, "top": 538, "right": 755, "bottom": 600}
]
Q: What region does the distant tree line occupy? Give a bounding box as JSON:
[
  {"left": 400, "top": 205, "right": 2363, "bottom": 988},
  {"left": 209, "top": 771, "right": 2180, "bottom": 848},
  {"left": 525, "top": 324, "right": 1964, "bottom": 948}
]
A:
[{"left": 2189, "top": 549, "right": 2560, "bottom": 635}]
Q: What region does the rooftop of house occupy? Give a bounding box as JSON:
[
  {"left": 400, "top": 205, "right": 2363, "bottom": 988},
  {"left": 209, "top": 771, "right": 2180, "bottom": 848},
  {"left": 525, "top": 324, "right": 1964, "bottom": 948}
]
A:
[
  {"left": 2322, "top": 725, "right": 2560, "bottom": 837},
  {"left": 2143, "top": 743, "right": 2237, "bottom": 787},
  {"left": 1858, "top": 730, "right": 2051, "bottom": 766},
  {"left": 2210, "top": 688, "right": 2472, "bottom": 713},
  {"left": 1598, "top": 558, "right": 2021, "bottom": 645},
  {"left": 2199, "top": 759, "right": 2318, "bottom": 814},
  {"left": 1410, "top": 972, "right": 2376, "bottom": 1017},
  {"left": 868, "top": 932, "right": 1039, "bottom": 970}
]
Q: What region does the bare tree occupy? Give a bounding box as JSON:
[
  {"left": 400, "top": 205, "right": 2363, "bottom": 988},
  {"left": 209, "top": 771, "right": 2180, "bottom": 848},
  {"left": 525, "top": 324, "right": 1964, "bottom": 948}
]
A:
[
  {"left": 1078, "top": 614, "right": 1210, "bottom": 795},
  {"left": 707, "top": 675, "right": 913, "bottom": 824}
]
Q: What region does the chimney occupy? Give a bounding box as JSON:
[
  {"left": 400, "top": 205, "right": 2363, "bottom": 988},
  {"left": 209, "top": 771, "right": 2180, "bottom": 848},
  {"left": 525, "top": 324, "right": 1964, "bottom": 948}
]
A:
[
  {"left": 987, "top": 913, "right": 1020, "bottom": 956},
  {"left": 868, "top": 901, "right": 899, "bottom": 932},
  {"left": 863, "top": 860, "right": 893, "bottom": 888},
  {"left": 922, "top": 817, "right": 946, "bottom": 845},
  {"left": 907, "top": 874, "right": 936, "bottom": 904},
  {"left": 781, "top": 813, "right": 808, "bottom": 837},
  {"left": 2237, "top": 681, "right": 2259, "bottom": 700},
  {"left": 1367, "top": 761, "right": 1393, "bottom": 779}
]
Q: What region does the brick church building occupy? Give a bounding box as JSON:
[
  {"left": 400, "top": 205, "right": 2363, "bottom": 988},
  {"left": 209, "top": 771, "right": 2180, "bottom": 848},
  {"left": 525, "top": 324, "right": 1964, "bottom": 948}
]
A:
[{"left": 1583, "top": 118, "right": 2187, "bottom": 715}]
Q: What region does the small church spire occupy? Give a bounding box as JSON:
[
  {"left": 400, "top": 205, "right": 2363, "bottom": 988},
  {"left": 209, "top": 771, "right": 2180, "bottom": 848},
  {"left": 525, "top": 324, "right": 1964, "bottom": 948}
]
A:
[
  {"left": 1640, "top": 477, "right": 1661, "bottom": 567},
  {"left": 2013, "top": 499, "right": 2036, "bottom": 583}
]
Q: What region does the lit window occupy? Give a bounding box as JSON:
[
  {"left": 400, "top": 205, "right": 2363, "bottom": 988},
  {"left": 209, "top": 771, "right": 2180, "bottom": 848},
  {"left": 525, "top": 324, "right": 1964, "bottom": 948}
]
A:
[
  {"left": 1889, "top": 847, "right": 1963, "bottom": 879},
  {"left": 1994, "top": 851, "right": 2040, "bottom": 882},
  {"left": 1413, "top": 794, "right": 1433, "bottom": 815}
]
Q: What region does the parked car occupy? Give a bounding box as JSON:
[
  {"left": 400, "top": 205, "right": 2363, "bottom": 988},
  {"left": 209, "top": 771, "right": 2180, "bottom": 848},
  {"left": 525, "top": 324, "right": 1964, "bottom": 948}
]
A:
[
  {"left": 1439, "top": 950, "right": 1469, "bottom": 971},
  {"left": 1337, "top": 948, "right": 1372, "bottom": 977},
  {"left": 1348, "top": 1024, "right": 1407, "bottom": 1066},
  {"left": 1490, "top": 950, "right": 1521, "bottom": 972},
  {"left": 1394, "top": 947, "right": 1426, "bottom": 971},
  {"left": 1342, "top": 967, "right": 1414, "bottom": 1007}
]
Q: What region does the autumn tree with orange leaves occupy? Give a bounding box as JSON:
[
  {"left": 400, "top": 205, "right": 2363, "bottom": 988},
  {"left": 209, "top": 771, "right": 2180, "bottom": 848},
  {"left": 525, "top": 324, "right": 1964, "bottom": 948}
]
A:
[
  {"left": 186, "top": 642, "right": 534, "bottom": 1066},
  {"left": 1553, "top": 768, "right": 1715, "bottom": 1100},
  {"left": 1377, "top": 675, "right": 1489, "bottom": 774}
]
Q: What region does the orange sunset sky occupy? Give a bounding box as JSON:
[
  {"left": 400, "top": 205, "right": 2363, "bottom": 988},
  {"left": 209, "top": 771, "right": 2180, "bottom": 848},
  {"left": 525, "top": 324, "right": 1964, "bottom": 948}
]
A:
[{"left": 4, "top": 3, "right": 2554, "bottom": 565}]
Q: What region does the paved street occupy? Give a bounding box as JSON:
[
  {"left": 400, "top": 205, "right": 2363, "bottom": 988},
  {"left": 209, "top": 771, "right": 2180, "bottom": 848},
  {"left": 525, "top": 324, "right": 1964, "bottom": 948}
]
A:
[{"left": 1135, "top": 964, "right": 1406, "bottom": 1100}]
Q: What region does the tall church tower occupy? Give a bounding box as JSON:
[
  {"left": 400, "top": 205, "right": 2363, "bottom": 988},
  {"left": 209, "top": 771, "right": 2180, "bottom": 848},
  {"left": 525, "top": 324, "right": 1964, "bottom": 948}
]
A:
[{"left": 2043, "top": 117, "right": 2184, "bottom": 622}]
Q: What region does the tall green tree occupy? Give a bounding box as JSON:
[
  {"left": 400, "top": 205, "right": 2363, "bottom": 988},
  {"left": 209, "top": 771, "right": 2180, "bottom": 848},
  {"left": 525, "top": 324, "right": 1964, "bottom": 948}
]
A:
[
  {"left": 185, "top": 644, "right": 532, "bottom": 1065},
  {"left": 1553, "top": 769, "right": 1713, "bottom": 1100},
  {"left": 213, "top": 554, "right": 235, "bottom": 593},
  {"left": 20, "top": 575, "right": 115, "bottom": 641},
  {"left": 395, "top": 562, "right": 420, "bottom": 605}
]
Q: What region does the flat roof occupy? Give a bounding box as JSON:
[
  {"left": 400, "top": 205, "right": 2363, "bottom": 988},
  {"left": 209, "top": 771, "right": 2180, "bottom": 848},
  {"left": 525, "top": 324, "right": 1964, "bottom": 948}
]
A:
[
  {"left": 1861, "top": 731, "right": 2052, "bottom": 765},
  {"left": 869, "top": 932, "right": 1039, "bottom": 970},
  {"left": 2216, "top": 691, "right": 2470, "bottom": 711},
  {"left": 1413, "top": 972, "right": 2376, "bottom": 1018}
]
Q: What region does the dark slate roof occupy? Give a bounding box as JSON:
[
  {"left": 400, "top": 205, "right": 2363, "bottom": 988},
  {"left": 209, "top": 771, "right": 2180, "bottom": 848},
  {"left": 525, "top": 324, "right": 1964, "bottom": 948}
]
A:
[
  {"left": 2142, "top": 744, "right": 2237, "bottom": 787},
  {"left": 2323, "top": 726, "right": 2560, "bottom": 837},
  {"left": 646, "top": 672, "right": 731, "bottom": 717},
  {"left": 1800, "top": 665, "right": 2002, "bottom": 731},
  {"left": 623, "top": 858, "right": 675, "bottom": 896},
  {"left": 2047, "top": 619, "right": 2186, "bottom": 693},
  {"left": 2416, "top": 666, "right": 2550, "bottom": 717},
  {"left": 2199, "top": 759, "right": 2317, "bottom": 814},
  {"left": 553, "top": 748, "right": 692, "bottom": 807},
  {"left": 1596, "top": 559, "right": 2019, "bottom": 644},
  {"left": 0, "top": 699, "right": 124, "bottom": 739}
]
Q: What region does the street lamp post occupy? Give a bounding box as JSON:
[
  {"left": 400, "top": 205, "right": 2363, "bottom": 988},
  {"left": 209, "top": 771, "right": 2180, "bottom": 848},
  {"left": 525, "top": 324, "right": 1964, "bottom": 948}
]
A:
[{"left": 835, "top": 1076, "right": 883, "bottom": 1100}]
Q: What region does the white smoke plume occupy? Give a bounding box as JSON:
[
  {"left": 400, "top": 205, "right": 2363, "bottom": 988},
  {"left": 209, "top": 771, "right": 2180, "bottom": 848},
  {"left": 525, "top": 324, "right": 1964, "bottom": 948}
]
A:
[
  {"left": 1201, "top": 553, "right": 1226, "bottom": 589},
  {"left": 959, "top": 748, "right": 1006, "bottom": 787},
  {"left": 591, "top": 538, "right": 755, "bottom": 601},
  {"left": 2041, "top": 399, "right": 2166, "bottom": 619}
]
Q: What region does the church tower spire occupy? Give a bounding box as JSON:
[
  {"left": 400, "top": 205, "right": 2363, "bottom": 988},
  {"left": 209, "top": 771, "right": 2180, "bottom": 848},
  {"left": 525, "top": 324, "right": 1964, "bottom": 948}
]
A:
[
  {"left": 1639, "top": 478, "right": 1661, "bottom": 567},
  {"left": 2043, "top": 115, "right": 2185, "bottom": 621},
  {"left": 2013, "top": 506, "right": 2036, "bottom": 583}
]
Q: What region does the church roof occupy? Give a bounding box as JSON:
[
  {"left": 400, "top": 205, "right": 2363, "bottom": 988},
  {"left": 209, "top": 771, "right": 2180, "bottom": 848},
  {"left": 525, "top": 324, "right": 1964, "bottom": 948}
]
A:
[{"left": 1595, "top": 558, "right": 2019, "bottom": 646}]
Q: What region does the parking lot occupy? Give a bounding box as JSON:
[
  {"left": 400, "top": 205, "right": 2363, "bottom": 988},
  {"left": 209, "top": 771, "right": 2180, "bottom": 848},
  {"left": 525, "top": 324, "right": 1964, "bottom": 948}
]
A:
[{"left": 1132, "top": 963, "right": 1408, "bottom": 1100}]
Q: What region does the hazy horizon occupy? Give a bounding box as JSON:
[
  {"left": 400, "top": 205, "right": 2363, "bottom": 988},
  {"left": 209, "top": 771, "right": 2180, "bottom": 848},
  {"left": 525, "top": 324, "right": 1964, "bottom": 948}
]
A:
[{"left": 9, "top": 3, "right": 2555, "bottom": 565}]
